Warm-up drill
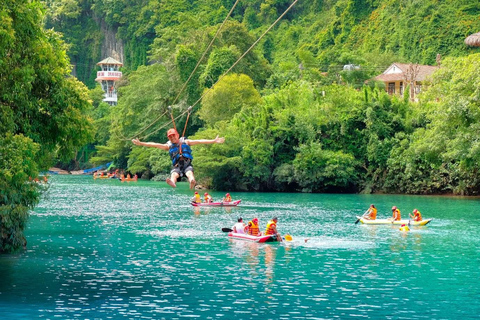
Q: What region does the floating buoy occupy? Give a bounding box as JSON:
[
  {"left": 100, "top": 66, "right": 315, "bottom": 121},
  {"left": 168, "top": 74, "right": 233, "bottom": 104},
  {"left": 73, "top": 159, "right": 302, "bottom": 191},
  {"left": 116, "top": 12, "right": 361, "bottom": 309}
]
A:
[{"left": 399, "top": 224, "right": 410, "bottom": 232}]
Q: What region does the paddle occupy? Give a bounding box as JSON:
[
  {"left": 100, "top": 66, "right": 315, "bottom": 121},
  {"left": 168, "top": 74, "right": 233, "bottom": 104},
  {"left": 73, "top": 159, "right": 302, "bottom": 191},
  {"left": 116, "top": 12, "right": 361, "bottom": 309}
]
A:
[
  {"left": 355, "top": 209, "right": 369, "bottom": 224},
  {"left": 222, "top": 228, "right": 233, "bottom": 232}
]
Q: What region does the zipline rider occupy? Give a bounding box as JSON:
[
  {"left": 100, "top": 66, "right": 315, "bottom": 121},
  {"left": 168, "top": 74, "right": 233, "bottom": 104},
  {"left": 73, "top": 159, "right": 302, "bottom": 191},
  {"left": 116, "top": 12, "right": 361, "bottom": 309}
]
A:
[{"left": 132, "top": 128, "right": 224, "bottom": 189}]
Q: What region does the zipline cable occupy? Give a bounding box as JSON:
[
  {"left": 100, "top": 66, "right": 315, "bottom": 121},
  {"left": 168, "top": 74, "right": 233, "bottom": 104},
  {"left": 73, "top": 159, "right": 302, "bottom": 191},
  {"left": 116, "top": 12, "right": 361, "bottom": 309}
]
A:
[
  {"left": 170, "top": 0, "right": 241, "bottom": 107},
  {"left": 140, "top": 0, "right": 301, "bottom": 139},
  {"left": 188, "top": 0, "right": 301, "bottom": 110},
  {"left": 181, "top": 106, "right": 193, "bottom": 138},
  {"left": 124, "top": 0, "right": 240, "bottom": 141}
]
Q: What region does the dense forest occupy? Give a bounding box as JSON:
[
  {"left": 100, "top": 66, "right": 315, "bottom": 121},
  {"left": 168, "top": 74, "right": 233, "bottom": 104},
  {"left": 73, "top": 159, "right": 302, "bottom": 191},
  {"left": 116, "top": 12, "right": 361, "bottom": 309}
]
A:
[
  {"left": 44, "top": 0, "right": 480, "bottom": 195},
  {"left": 1, "top": 0, "right": 480, "bottom": 251},
  {"left": 43, "top": 0, "right": 480, "bottom": 194}
]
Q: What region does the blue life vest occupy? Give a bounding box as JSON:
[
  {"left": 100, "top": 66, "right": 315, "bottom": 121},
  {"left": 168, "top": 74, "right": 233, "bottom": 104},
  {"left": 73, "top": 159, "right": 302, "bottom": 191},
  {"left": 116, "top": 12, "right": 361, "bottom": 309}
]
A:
[{"left": 168, "top": 137, "right": 193, "bottom": 165}]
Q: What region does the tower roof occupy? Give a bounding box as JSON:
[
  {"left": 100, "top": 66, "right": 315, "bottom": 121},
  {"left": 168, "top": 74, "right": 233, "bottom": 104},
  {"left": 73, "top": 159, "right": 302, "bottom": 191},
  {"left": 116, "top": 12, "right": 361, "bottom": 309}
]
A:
[{"left": 97, "top": 57, "right": 123, "bottom": 66}]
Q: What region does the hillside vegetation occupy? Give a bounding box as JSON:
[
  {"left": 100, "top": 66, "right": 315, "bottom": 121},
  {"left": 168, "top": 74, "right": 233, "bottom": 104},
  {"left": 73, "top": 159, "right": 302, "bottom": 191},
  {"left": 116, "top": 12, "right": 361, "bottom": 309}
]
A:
[{"left": 43, "top": 0, "right": 480, "bottom": 196}]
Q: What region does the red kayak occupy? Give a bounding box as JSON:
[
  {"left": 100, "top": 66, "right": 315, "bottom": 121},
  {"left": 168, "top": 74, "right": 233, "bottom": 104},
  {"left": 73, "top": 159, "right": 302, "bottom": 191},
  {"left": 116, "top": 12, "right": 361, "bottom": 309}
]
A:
[
  {"left": 228, "top": 232, "right": 278, "bottom": 243},
  {"left": 191, "top": 200, "right": 241, "bottom": 207}
]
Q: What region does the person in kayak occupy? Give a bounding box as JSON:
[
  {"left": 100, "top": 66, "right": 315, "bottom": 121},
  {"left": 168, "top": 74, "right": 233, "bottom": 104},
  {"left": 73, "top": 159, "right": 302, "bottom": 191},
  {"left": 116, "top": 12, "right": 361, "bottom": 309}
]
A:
[
  {"left": 364, "top": 204, "right": 377, "bottom": 220},
  {"left": 232, "top": 217, "right": 246, "bottom": 234},
  {"left": 223, "top": 193, "right": 232, "bottom": 202},
  {"left": 409, "top": 209, "right": 422, "bottom": 221},
  {"left": 247, "top": 218, "right": 261, "bottom": 236},
  {"left": 204, "top": 192, "right": 213, "bottom": 203},
  {"left": 131, "top": 128, "right": 225, "bottom": 189},
  {"left": 390, "top": 206, "right": 401, "bottom": 221},
  {"left": 191, "top": 191, "right": 201, "bottom": 204},
  {"left": 265, "top": 217, "right": 282, "bottom": 242}
]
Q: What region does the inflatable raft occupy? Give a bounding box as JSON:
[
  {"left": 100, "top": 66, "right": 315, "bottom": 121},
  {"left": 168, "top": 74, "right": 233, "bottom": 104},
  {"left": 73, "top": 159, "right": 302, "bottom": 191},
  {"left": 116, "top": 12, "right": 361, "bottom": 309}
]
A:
[
  {"left": 228, "top": 232, "right": 278, "bottom": 243},
  {"left": 356, "top": 216, "right": 432, "bottom": 226},
  {"left": 191, "top": 200, "right": 241, "bottom": 207}
]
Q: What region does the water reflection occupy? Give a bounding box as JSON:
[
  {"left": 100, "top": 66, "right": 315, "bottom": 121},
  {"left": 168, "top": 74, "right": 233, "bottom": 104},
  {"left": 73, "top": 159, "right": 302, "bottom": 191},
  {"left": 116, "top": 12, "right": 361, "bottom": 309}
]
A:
[{"left": 228, "top": 239, "right": 279, "bottom": 293}]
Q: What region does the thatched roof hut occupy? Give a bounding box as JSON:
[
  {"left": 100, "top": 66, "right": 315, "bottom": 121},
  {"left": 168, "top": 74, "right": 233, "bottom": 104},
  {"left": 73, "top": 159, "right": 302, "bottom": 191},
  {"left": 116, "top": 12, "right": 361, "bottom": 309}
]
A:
[{"left": 465, "top": 32, "right": 480, "bottom": 47}]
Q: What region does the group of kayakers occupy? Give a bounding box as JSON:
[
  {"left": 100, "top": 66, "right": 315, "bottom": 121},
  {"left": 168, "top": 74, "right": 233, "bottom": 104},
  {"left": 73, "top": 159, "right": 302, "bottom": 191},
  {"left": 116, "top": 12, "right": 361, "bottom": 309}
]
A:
[
  {"left": 191, "top": 192, "right": 233, "bottom": 204},
  {"left": 232, "top": 217, "right": 283, "bottom": 242},
  {"left": 362, "top": 204, "right": 423, "bottom": 232},
  {"left": 364, "top": 204, "right": 422, "bottom": 222}
]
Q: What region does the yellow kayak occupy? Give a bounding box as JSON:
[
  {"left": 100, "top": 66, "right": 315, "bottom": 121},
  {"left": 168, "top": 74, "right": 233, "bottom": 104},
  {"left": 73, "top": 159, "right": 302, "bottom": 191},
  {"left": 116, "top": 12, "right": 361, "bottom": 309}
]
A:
[{"left": 356, "top": 216, "right": 432, "bottom": 226}]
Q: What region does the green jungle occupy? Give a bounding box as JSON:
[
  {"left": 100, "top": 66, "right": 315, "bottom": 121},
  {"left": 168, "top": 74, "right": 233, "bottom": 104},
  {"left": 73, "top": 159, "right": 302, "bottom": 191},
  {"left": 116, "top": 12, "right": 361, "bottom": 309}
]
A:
[{"left": 1, "top": 0, "right": 480, "bottom": 251}]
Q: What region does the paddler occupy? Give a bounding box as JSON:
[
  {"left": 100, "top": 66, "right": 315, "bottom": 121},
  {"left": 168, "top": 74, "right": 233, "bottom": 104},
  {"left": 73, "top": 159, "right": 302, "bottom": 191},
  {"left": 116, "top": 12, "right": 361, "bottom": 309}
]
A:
[
  {"left": 232, "top": 217, "right": 246, "bottom": 234},
  {"left": 390, "top": 206, "right": 401, "bottom": 221},
  {"left": 364, "top": 204, "right": 377, "bottom": 220},
  {"left": 265, "top": 217, "right": 282, "bottom": 242},
  {"left": 192, "top": 191, "right": 201, "bottom": 204},
  {"left": 409, "top": 208, "right": 422, "bottom": 221},
  {"left": 204, "top": 192, "right": 213, "bottom": 203},
  {"left": 247, "top": 218, "right": 261, "bottom": 236},
  {"left": 132, "top": 128, "right": 225, "bottom": 189},
  {"left": 223, "top": 193, "right": 232, "bottom": 202}
]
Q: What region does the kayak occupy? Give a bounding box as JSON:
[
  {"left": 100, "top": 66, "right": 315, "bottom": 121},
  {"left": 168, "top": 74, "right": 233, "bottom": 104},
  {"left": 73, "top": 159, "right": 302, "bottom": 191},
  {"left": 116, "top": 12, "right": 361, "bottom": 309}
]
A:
[
  {"left": 228, "top": 232, "right": 278, "bottom": 243},
  {"left": 356, "top": 216, "right": 432, "bottom": 226},
  {"left": 191, "top": 200, "right": 241, "bottom": 207}
]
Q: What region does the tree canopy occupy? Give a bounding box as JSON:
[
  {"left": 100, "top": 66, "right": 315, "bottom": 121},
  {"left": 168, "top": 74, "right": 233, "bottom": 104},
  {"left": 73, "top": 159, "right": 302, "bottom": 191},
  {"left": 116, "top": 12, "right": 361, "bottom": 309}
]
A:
[
  {"left": 0, "top": 0, "right": 94, "bottom": 252},
  {"left": 41, "top": 0, "right": 480, "bottom": 197}
]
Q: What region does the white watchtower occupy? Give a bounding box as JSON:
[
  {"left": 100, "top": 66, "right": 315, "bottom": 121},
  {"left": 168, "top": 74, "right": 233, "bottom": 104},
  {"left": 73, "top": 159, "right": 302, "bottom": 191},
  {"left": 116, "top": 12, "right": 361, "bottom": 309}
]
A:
[{"left": 95, "top": 57, "right": 123, "bottom": 106}]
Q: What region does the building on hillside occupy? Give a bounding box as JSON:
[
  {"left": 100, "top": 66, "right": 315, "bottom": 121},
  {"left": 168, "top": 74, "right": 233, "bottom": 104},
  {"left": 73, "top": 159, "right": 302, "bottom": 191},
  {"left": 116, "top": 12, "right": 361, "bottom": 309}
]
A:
[
  {"left": 371, "top": 63, "right": 438, "bottom": 101},
  {"left": 95, "top": 57, "right": 123, "bottom": 106}
]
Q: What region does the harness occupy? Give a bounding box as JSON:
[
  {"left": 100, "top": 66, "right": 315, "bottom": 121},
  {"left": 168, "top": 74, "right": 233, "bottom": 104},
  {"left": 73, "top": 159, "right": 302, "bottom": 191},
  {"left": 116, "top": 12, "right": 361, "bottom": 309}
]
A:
[{"left": 168, "top": 137, "right": 193, "bottom": 166}]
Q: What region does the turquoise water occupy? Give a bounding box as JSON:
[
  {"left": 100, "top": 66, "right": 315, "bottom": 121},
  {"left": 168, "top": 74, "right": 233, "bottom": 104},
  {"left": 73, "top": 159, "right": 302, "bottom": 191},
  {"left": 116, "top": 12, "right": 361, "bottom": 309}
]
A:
[{"left": 1, "top": 175, "right": 479, "bottom": 319}]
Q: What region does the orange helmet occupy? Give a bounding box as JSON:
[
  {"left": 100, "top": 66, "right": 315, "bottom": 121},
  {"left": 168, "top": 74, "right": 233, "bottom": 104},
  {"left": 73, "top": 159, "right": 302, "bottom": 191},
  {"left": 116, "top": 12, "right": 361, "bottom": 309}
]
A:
[
  {"left": 167, "top": 128, "right": 178, "bottom": 137},
  {"left": 413, "top": 209, "right": 418, "bottom": 213},
  {"left": 226, "top": 193, "right": 230, "bottom": 196},
  {"left": 204, "top": 192, "right": 208, "bottom": 196}
]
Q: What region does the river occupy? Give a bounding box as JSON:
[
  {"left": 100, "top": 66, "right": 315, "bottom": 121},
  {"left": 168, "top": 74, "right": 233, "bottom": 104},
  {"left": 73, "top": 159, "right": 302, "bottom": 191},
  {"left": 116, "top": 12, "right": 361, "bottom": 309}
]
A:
[{"left": 0, "top": 175, "right": 479, "bottom": 319}]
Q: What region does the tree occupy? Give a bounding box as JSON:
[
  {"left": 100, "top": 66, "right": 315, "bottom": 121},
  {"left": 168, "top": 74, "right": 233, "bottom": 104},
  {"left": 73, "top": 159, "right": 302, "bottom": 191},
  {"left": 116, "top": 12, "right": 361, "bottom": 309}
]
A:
[
  {"left": 199, "top": 45, "right": 241, "bottom": 88},
  {"left": 199, "top": 73, "right": 262, "bottom": 126},
  {"left": 293, "top": 142, "right": 359, "bottom": 192},
  {"left": 0, "top": 0, "right": 94, "bottom": 252}
]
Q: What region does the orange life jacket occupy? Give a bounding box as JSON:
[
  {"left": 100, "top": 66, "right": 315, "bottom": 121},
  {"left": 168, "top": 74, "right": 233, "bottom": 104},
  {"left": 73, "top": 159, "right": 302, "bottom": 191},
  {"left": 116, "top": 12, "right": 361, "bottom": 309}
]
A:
[
  {"left": 414, "top": 211, "right": 422, "bottom": 221},
  {"left": 265, "top": 220, "right": 277, "bottom": 235},
  {"left": 393, "top": 209, "right": 401, "bottom": 221},
  {"left": 368, "top": 208, "right": 377, "bottom": 220},
  {"left": 248, "top": 221, "right": 260, "bottom": 236}
]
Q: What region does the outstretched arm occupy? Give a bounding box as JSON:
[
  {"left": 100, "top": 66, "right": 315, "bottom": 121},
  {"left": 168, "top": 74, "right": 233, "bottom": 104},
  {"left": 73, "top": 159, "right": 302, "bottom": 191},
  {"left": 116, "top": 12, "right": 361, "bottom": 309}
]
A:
[
  {"left": 187, "top": 135, "right": 225, "bottom": 146},
  {"left": 131, "top": 138, "right": 169, "bottom": 151}
]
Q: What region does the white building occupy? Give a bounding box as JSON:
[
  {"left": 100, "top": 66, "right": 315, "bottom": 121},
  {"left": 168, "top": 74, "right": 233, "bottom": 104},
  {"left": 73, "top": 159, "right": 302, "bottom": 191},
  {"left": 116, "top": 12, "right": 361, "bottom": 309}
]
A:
[{"left": 95, "top": 57, "right": 123, "bottom": 106}]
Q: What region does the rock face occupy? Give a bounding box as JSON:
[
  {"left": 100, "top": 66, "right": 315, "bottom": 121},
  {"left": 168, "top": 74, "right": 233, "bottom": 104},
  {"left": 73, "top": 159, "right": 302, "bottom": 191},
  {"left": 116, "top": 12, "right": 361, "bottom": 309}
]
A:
[{"left": 99, "top": 19, "right": 124, "bottom": 63}]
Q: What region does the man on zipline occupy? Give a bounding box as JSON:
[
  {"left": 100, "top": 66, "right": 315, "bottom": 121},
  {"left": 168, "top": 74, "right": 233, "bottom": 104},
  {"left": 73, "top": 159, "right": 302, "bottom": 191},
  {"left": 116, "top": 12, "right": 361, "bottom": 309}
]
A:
[{"left": 131, "top": 128, "right": 224, "bottom": 189}]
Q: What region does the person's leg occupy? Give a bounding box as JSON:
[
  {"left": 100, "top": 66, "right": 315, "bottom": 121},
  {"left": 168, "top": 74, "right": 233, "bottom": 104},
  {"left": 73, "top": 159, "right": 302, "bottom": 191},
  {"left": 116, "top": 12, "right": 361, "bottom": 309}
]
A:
[
  {"left": 185, "top": 167, "right": 196, "bottom": 190},
  {"left": 166, "top": 172, "right": 180, "bottom": 188}
]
